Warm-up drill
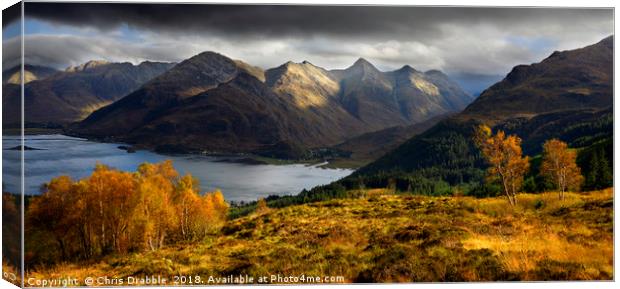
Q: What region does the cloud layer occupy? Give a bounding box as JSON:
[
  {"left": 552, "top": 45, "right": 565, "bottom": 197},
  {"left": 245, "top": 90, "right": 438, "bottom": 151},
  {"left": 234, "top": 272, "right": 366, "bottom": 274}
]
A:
[{"left": 4, "top": 3, "right": 614, "bottom": 75}]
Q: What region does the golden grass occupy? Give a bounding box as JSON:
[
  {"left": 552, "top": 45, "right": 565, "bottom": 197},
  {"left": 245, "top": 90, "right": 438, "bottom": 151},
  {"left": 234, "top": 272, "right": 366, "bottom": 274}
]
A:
[
  {"left": 2, "top": 260, "right": 21, "bottom": 286},
  {"left": 26, "top": 189, "right": 613, "bottom": 284},
  {"left": 461, "top": 189, "right": 613, "bottom": 280}
]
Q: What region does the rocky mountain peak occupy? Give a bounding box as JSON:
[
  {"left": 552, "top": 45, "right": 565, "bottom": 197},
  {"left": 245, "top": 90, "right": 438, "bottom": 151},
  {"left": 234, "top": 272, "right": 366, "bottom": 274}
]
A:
[
  {"left": 65, "top": 60, "right": 111, "bottom": 72},
  {"left": 397, "top": 65, "right": 418, "bottom": 74},
  {"left": 341, "top": 57, "right": 383, "bottom": 81},
  {"left": 142, "top": 51, "right": 251, "bottom": 98},
  {"left": 349, "top": 57, "right": 376, "bottom": 71}
]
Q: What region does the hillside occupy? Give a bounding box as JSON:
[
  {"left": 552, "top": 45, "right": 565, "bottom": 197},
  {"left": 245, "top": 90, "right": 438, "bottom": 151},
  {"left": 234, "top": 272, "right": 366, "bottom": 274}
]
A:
[
  {"left": 120, "top": 73, "right": 326, "bottom": 158},
  {"left": 73, "top": 53, "right": 472, "bottom": 158},
  {"left": 2, "top": 61, "right": 174, "bottom": 127},
  {"left": 28, "top": 189, "right": 613, "bottom": 282},
  {"left": 346, "top": 36, "right": 613, "bottom": 192}
]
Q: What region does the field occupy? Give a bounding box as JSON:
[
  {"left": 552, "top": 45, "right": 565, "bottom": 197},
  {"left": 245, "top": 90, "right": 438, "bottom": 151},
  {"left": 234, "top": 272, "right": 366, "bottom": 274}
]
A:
[{"left": 27, "top": 188, "right": 613, "bottom": 284}]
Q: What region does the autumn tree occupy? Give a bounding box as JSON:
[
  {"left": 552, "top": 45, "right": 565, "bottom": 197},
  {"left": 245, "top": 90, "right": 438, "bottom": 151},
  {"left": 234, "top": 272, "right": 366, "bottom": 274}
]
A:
[
  {"left": 540, "top": 139, "right": 584, "bottom": 200},
  {"left": 28, "top": 176, "right": 80, "bottom": 259},
  {"left": 202, "top": 190, "right": 228, "bottom": 230},
  {"left": 174, "top": 174, "right": 201, "bottom": 241},
  {"left": 26, "top": 160, "right": 229, "bottom": 264},
  {"left": 172, "top": 175, "right": 227, "bottom": 241},
  {"left": 134, "top": 161, "right": 178, "bottom": 251},
  {"left": 256, "top": 197, "right": 269, "bottom": 214},
  {"left": 3, "top": 193, "right": 21, "bottom": 267},
  {"left": 85, "top": 164, "right": 138, "bottom": 254},
  {"left": 474, "top": 124, "right": 530, "bottom": 206}
]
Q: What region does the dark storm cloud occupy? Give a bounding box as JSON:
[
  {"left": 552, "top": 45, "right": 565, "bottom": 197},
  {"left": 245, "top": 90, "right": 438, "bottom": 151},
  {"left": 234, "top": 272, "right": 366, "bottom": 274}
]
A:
[
  {"left": 24, "top": 3, "right": 612, "bottom": 40},
  {"left": 8, "top": 2, "right": 614, "bottom": 76}
]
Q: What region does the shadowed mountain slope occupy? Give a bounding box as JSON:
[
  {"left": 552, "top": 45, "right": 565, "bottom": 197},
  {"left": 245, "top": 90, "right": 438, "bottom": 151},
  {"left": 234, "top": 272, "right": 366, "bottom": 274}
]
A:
[
  {"left": 77, "top": 52, "right": 265, "bottom": 136},
  {"left": 463, "top": 36, "right": 613, "bottom": 121}
]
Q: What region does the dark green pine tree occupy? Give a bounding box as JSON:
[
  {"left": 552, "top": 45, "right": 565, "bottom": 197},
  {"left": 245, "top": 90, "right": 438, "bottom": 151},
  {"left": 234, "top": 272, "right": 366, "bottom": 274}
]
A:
[
  {"left": 597, "top": 150, "right": 612, "bottom": 189},
  {"left": 585, "top": 150, "right": 599, "bottom": 190}
]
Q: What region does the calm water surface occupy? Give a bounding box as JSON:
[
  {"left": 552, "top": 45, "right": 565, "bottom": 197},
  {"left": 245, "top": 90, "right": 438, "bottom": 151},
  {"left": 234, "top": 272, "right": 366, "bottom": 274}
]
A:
[{"left": 2, "top": 135, "right": 353, "bottom": 202}]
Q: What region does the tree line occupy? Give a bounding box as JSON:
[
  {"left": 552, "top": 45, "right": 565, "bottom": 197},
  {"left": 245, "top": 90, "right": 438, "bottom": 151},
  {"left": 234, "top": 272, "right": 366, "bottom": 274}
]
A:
[
  {"left": 229, "top": 121, "right": 612, "bottom": 217},
  {"left": 26, "top": 160, "right": 228, "bottom": 266}
]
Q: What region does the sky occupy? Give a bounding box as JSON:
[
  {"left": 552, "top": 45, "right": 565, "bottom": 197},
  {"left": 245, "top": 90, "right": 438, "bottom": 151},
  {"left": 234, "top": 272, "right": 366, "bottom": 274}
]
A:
[{"left": 2, "top": 3, "right": 614, "bottom": 78}]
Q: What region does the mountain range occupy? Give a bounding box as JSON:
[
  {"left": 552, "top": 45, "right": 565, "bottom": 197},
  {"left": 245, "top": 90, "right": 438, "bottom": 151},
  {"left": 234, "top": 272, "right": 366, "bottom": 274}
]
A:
[
  {"left": 2, "top": 60, "right": 175, "bottom": 127},
  {"left": 72, "top": 52, "right": 472, "bottom": 158},
  {"left": 8, "top": 35, "right": 609, "bottom": 184},
  {"left": 347, "top": 35, "right": 613, "bottom": 192}
]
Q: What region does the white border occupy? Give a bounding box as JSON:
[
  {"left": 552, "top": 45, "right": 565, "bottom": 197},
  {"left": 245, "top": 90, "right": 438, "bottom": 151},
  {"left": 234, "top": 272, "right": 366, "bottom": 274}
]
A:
[{"left": 0, "top": 1, "right": 617, "bottom": 289}]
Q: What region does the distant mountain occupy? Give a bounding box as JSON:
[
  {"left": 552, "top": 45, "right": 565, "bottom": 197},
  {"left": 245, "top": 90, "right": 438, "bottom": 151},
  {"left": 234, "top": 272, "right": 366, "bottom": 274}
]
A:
[
  {"left": 331, "top": 59, "right": 472, "bottom": 130},
  {"left": 2, "top": 64, "right": 59, "bottom": 84},
  {"left": 449, "top": 72, "right": 504, "bottom": 97},
  {"left": 2, "top": 60, "right": 174, "bottom": 127},
  {"left": 348, "top": 36, "right": 613, "bottom": 191},
  {"left": 73, "top": 53, "right": 472, "bottom": 158}
]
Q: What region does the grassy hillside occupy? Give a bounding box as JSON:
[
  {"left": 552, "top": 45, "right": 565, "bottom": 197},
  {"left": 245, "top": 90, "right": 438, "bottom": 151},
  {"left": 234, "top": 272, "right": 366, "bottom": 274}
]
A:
[{"left": 29, "top": 188, "right": 613, "bottom": 283}]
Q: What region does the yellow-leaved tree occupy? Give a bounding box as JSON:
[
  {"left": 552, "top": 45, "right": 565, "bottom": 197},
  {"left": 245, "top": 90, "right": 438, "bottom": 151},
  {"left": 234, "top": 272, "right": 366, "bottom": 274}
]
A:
[
  {"left": 173, "top": 175, "right": 227, "bottom": 240},
  {"left": 27, "top": 176, "right": 78, "bottom": 260},
  {"left": 540, "top": 139, "right": 583, "bottom": 200},
  {"left": 474, "top": 124, "right": 530, "bottom": 206},
  {"left": 85, "top": 164, "right": 138, "bottom": 254},
  {"left": 134, "top": 161, "right": 178, "bottom": 251},
  {"left": 26, "top": 160, "right": 229, "bottom": 264}
]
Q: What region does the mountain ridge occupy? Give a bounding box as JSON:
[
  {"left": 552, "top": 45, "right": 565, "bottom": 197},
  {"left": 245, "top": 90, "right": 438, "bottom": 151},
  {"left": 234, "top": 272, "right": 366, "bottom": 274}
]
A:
[
  {"left": 461, "top": 35, "right": 613, "bottom": 122},
  {"left": 2, "top": 60, "right": 175, "bottom": 127},
  {"left": 73, "top": 52, "right": 472, "bottom": 158}
]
